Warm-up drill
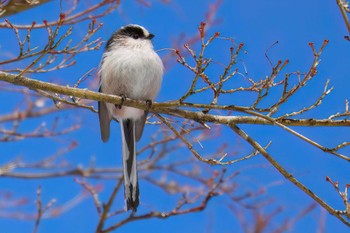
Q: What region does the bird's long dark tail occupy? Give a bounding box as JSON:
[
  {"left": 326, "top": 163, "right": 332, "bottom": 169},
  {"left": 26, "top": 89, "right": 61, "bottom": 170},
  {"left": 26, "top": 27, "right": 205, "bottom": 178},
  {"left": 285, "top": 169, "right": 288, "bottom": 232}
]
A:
[{"left": 121, "top": 119, "right": 139, "bottom": 212}]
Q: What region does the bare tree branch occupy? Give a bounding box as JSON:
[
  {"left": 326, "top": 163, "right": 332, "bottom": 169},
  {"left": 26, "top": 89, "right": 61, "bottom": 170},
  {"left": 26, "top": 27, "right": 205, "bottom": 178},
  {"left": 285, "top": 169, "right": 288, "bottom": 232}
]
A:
[
  {"left": 229, "top": 123, "right": 350, "bottom": 227},
  {"left": 0, "top": 0, "right": 50, "bottom": 18},
  {"left": 336, "top": 0, "right": 350, "bottom": 35},
  {"left": 1, "top": 71, "right": 350, "bottom": 127}
]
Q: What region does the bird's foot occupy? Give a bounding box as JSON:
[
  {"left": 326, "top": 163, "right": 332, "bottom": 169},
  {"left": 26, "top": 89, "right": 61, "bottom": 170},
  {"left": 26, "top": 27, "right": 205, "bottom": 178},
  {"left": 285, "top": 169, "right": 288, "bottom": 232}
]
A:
[
  {"left": 145, "top": 99, "right": 152, "bottom": 110},
  {"left": 115, "top": 94, "right": 126, "bottom": 109}
]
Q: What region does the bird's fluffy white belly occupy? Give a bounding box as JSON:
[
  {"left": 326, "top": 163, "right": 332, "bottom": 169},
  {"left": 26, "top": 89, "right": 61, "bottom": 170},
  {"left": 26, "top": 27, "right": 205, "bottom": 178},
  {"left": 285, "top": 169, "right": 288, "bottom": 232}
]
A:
[{"left": 99, "top": 46, "right": 163, "bottom": 120}]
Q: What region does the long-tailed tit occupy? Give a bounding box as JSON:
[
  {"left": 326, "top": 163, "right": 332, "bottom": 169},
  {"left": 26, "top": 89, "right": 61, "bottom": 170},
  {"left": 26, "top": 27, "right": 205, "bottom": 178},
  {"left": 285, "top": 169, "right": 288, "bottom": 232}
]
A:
[{"left": 98, "top": 24, "right": 163, "bottom": 212}]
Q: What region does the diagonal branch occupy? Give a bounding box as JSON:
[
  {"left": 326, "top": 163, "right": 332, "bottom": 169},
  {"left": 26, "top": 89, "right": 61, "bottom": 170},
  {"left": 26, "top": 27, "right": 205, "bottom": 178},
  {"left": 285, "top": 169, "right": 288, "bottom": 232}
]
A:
[{"left": 229, "top": 123, "right": 350, "bottom": 227}]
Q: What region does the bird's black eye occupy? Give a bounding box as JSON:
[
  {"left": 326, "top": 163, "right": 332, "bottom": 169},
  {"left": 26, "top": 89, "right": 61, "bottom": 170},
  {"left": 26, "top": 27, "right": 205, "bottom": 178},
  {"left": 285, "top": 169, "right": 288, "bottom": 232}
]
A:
[{"left": 133, "top": 34, "right": 139, "bottom": 39}]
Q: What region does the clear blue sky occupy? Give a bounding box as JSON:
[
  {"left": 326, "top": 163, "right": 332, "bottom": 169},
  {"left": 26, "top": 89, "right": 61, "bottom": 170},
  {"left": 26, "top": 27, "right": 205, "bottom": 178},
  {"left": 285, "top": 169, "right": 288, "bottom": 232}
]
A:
[{"left": 0, "top": 1, "right": 349, "bottom": 232}]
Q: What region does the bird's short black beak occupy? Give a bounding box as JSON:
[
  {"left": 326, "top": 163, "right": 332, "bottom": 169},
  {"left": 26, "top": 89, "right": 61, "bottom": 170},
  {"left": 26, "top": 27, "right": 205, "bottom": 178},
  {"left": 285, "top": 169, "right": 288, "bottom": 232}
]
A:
[{"left": 147, "top": 34, "right": 155, "bottom": 40}]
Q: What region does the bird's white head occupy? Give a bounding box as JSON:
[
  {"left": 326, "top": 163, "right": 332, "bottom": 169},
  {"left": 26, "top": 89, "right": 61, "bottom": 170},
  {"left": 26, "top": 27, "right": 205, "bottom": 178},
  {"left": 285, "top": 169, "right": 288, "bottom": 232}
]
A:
[{"left": 106, "top": 24, "right": 155, "bottom": 50}]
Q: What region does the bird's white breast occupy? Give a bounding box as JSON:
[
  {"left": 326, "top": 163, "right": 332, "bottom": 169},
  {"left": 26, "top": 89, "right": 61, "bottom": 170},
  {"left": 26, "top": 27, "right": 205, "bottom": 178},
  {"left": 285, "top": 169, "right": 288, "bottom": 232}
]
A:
[{"left": 99, "top": 42, "right": 163, "bottom": 120}]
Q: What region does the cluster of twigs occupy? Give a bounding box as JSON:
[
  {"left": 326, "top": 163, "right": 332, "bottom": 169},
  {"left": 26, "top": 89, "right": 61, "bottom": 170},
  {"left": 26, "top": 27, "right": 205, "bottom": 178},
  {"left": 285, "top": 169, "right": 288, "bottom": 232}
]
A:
[
  {"left": 0, "top": 0, "right": 111, "bottom": 141},
  {"left": 169, "top": 22, "right": 350, "bottom": 226},
  {"left": 0, "top": 120, "right": 275, "bottom": 232},
  {"left": 169, "top": 23, "right": 350, "bottom": 164},
  {"left": 1, "top": 12, "right": 103, "bottom": 74}
]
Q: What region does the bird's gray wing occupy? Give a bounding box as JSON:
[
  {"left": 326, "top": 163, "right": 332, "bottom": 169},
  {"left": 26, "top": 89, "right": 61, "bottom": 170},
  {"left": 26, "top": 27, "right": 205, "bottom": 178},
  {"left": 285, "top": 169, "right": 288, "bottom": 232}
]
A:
[
  {"left": 121, "top": 119, "right": 139, "bottom": 212},
  {"left": 135, "top": 112, "right": 147, "bottom": 142},
  {"left": 98, "top": 86, "right": 111, "bottom": 142}
]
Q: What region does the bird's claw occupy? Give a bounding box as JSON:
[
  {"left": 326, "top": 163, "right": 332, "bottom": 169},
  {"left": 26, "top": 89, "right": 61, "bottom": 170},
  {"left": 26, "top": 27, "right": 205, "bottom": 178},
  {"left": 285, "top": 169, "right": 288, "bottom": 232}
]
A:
[
  {"left": 146, "top": 99, "right": 152, "bottom": 110},
  {"left": 115, "top": 94, "right": 126, "bottom": 109}
]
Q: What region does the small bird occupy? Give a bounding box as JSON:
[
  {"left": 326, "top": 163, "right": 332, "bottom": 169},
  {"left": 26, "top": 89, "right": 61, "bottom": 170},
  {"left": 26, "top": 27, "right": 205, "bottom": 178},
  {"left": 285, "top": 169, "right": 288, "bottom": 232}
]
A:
[{"left": 98, "top": 24, "right": 163, "bottom": 212}]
